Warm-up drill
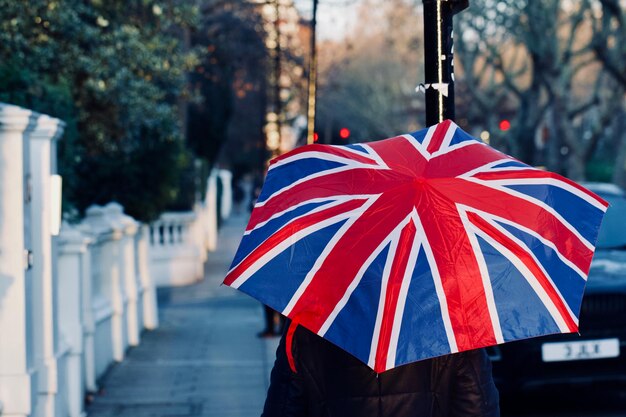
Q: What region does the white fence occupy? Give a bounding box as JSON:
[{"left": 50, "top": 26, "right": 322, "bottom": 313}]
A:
[
  {"left": 0, "top": 103, "right": 231, "bottom": 417},
  {"left": 148, "top": 168, "right": 234, "bottom": 287}
]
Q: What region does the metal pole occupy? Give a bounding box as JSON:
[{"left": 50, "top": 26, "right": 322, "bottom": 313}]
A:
[
  {"left": 273, "top": 0, "right": 282, "bottom": 153},
  {"left": 422, "top": 0, "right": 468, "bottom": 126},
  {"left": 306, "top": 0, "right": 319, "bottom": 145}
]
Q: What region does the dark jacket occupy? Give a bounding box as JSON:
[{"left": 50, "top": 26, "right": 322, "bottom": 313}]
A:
[{"left": 262, "top": 325, "right": 500, "bottom": 417}]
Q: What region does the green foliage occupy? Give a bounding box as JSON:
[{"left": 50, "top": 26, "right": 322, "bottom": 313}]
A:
[{"left": 0, "top": 0, "right": 201, "bottom": 222}]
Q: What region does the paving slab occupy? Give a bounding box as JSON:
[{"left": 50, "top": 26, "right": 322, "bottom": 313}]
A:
[{"left": 87, "top": 212, "right": 280, "bottom": 417}]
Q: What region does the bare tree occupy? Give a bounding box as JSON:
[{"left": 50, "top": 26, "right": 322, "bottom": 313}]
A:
[
  {"left": 316, "top": 0, "right": 425, "bottom": 142},
  {"left": 588, "top": 0, "right": 626, "bottom": 187},
  {"left": 457, "top": 0, "right": 623, "bottom": 181}
]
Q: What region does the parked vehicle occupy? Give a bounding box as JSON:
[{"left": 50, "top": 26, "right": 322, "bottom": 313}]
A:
[{"left": 489, "top": 182, "right": 626, "bottom": 394}]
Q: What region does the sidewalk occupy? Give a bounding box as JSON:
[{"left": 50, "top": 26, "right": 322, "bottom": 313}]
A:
[{"left": 86, "top": 212, "right": 280, "bottom": 417}]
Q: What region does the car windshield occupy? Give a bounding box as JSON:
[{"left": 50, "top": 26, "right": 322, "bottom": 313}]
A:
[{"left": 595, "top": 192, "right": 626, "bottom": 249}]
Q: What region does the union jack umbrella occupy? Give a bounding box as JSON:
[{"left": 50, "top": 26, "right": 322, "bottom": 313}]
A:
[{"left": 223, "top": 120, "right": 608, "bottom": 373}]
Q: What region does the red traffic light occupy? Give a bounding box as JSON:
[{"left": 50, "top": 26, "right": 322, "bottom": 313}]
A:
[
  {"left": 313, "top": 132, "right": 319, "bottom": 143},
  {"left": 499, "top": 119, "right": 511, "bottom": 131},
  {"left": 339, "top": 128, "right": 350, "bottom": 139}
]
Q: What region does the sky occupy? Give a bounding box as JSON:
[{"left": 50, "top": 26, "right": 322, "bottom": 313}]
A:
[{"left": 293, "top": 0, "right": 362, "bottom": 40}]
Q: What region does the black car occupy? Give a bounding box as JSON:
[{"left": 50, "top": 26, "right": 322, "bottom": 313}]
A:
[{"left": 489, "top": 182, "right": 626, "bottom": 394}]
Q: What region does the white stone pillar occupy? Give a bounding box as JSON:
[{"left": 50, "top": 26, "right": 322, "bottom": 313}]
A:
[
  {"left": 0, "top": 103, "right": 35, "bottom": 417},
  {"left": 182, "top": 212, "right": 204, "bottom": 281},
  {"left": 206, "top": 171, "right": 218, "bottom": 252},
  {"left": 218, "top": 169, "right": 233, "bottom": 220},
  {"left": 57, "top": 225, "right": 91, "bottom": 417},
  {"left": 73, "top": 223, "right": 96, "bottom": 393},
  {"left": 193, "top": 203, "right": 208, "bottom": 265},
  {"left": 104, "top": 203, "right": 140, "bottom": 347},
  {"left": 80, "top": 236, "right": 96, "bottom": 394},
  {"left": 136, "top": 225, "right": 159, "bottom": 330},
  {"left": 82, "top": 205, "right": 127, "bottom": 369},
  {"left": 29, "top": 112, "right": 65, "bottom": 417}
]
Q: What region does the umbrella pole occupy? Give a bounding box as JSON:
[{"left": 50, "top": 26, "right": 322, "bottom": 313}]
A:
[{"left": 422, "top": 0, "right": 468, "bottom": 126}]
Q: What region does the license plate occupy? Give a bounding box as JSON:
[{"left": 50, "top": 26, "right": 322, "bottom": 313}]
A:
[{"left": 541, "top": 338, "right": 620, "bottom": 362}]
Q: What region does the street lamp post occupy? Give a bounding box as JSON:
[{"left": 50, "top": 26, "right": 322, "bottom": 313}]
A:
[
  {"left": 272, "top": 0, "right": 282, "bottom": 154},
  {"left": 306, "top": 0, "right": 319, "bottom": 145},
  {"left": 422, "top": 0, "right": 468, "bottom": 126}
]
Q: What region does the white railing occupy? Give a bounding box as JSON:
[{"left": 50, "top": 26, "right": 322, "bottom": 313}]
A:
[
  {"left": 148, "top": 168, "right": 234, "bottom": 287},
  {"left": 51, "top": 201, "right": 167, "bottom": 417},
  {"left": 0, "top": 102, "right": 231, "bottom": 417},
  {"left": 149, "top": 210, "right": 204, "bottom": 287}
]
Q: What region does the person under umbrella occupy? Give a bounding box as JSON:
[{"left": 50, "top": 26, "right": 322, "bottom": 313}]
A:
[
  {"left": 225, "top": 121, "right": 607, "bottom": 416},
  {"left": 262, "top": 320, "right": 499, "bottom": 416}
]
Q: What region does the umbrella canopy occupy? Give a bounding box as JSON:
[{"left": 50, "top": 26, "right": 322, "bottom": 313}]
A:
[{"left": 224, "top": 120, "right": 608, "bottom": 373}]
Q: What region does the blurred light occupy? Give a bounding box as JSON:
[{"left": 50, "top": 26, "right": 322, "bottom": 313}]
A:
[
  {"left": 313, "top": 132, "right": 319, "bottom": 143},
  {"left": 267, "top": 130, "right": 280, "bottom": 150},
  {"left": 479, "top": 130, "right": 490, "bottom": 143},
  {"left": 339, "top": 128, "right": 350, "bottom": 139},
  {"left": 96, "top": 16, "right": 109, "bottom": 27},
  {"left": 499, "top": 119, "right": 511, "bottom": 131},
  {"left": 50, "top": 175, "right": 62, "bottom": 236}
]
